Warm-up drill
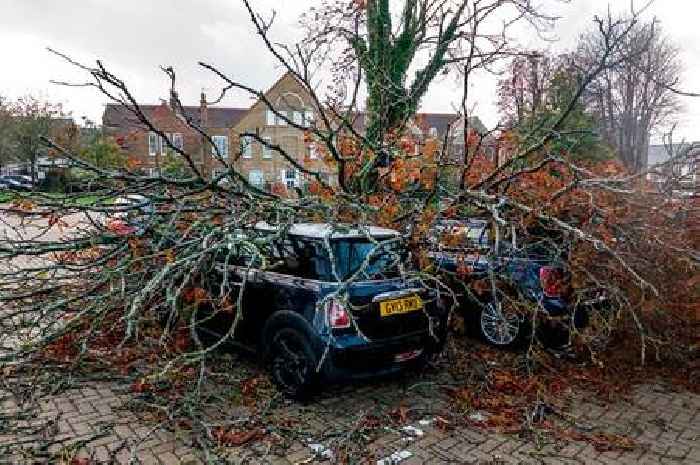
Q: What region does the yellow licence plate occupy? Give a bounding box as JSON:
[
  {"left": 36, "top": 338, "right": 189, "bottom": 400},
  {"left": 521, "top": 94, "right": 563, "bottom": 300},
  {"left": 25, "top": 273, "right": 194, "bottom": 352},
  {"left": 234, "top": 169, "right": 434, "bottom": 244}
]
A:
[{"left": 379, "top": 296, "right": 423, "bottom": 317}]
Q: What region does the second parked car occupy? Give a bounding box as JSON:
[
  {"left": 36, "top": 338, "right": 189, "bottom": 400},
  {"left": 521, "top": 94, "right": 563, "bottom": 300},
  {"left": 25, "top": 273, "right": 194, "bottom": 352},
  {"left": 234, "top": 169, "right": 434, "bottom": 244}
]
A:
[
  {"left": 429, "top": 218, "right": 606, "bottom": 348},
  {"left": 0, "top": 175, "right": 33, "bottom": 191}
]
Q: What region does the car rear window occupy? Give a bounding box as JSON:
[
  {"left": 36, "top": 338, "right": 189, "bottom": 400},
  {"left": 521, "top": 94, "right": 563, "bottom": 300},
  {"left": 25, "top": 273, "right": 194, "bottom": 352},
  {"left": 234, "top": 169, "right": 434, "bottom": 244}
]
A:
[{"left": 322, "top": 239, "right": 404, "bottom": 281}]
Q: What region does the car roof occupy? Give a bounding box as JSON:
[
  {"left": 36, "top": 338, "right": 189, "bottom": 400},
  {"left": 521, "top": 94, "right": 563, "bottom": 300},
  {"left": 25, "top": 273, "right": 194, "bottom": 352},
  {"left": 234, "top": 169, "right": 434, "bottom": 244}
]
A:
[
  {"left": 114, "top": 194, "right": 149, "bottom": 204},
  {"left": 254, "top": 222, "right": 400, "bottom": 240}
]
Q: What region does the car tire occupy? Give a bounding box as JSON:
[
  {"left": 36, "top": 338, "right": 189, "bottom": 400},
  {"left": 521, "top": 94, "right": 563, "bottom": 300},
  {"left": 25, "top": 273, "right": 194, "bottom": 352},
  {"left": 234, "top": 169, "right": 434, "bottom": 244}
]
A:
[
  {"left": 263, "top": 324, "right": 319, "bottom": 400},
  {"left": 477, "top": 298, "right": 530, "bottom": 349}
]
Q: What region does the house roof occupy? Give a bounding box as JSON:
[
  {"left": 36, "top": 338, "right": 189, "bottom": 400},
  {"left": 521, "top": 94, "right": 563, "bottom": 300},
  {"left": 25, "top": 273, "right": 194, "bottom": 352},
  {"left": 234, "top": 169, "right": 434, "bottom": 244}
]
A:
[
  {"left": 346, "top": 112, "right": 485, "bottom": 137},
  {"left": 102, "top": 103, "right": 247, "bottom": 130}
]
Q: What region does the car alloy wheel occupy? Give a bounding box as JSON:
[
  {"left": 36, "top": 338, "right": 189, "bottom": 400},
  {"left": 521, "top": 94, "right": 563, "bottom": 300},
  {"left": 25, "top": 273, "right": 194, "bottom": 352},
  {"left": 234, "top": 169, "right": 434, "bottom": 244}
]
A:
[
  {"left": 480, "top": 302, "right": 521, "bottom": 346},
  {"left": 269, "top": 328, "right": 315, "bottom": 397}
]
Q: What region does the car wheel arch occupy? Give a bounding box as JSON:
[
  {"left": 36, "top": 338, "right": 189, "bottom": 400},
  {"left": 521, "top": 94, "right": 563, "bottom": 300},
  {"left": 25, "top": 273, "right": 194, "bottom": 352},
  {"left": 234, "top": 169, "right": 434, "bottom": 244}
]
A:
[{"left": 260, "top": 310, "right": 322, "bottom": 357}]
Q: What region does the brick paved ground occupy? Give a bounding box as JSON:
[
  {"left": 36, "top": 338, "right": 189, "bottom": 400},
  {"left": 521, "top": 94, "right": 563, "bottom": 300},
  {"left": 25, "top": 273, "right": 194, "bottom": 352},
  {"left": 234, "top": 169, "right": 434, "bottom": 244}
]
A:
[{"left": 1, "top": 365, "right": 698, "bottom": 465}]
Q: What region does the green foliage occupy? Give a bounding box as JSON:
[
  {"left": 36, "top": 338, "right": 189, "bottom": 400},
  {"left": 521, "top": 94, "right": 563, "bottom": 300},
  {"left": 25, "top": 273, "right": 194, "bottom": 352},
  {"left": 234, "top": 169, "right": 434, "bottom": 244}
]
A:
[
  {"left": 77, "top": 136, "right": 127, "bottom": 171},
  {"left": 346, "top": 0, "right": 472, "bottom": 194},
  {"left": 352, "top": 0, "right": 468, "bottom": 143},
  {"left": 161, "top": 153, "right": 191, "bottom": 178},
  {"left": 0, "top": 96, "right": 73, "bottom": 181},
  {"left": 0, "top": 192, "right": 16, "bottom": 203},
  {"left": 510, "top": 64, "right": 613, "bottom": 163}
]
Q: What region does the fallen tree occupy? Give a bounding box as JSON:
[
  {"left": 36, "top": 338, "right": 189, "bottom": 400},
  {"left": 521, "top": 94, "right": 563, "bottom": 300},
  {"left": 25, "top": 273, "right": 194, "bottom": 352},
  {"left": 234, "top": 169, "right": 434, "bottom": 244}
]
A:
[{"left": 0, "top": 1, "right": 697, "bottom": 463}]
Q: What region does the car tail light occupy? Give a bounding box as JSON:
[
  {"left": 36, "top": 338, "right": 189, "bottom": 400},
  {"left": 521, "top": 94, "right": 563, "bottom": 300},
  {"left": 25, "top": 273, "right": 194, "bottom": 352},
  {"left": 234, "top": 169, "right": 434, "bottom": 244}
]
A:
[
  {"left": 539, "top": 266, "right": 566, "bottom": 298},
  {"left": 327, "top": 300, "right": 351, "bottom": 329}
]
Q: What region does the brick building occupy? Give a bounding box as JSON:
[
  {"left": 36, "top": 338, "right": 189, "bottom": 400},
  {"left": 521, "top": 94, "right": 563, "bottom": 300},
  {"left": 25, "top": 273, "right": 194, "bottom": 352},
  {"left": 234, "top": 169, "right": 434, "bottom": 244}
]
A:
[
  {"left": 102, "top": 95, "right": 242, "bottom": 178},
  {"left": 102, "top": 71, "right": 483, "bottom": 191}
]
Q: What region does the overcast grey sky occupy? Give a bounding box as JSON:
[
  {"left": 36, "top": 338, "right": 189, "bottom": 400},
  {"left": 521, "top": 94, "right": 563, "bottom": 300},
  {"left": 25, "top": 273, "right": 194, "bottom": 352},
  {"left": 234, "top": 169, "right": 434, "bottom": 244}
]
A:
[{"left": 1, "top": 0, "right": 698, "bottom": 142}]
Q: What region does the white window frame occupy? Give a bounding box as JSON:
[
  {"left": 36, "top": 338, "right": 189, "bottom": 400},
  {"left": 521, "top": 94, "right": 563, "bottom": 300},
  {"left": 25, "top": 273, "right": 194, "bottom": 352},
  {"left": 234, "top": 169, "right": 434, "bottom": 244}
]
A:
[
  {"left": 160, "top": 135, "right": 168, "bottom": 156},
  {"left": 284, "top": 168, "right": 300, "bottom": 189},
  {"left": 429, "top": 127, "right": 438, "bottom": 138},
  {"left": 212, "top": 135, "right": 229, "bottom": 159},
  {"left": 293, "top": 111, "right": 304, "bottom": 126},
  {"left": 148, "top": 132, "right": 158, "bottom": 156},
  {"left": 240, "top": 136, "right": 253, "bottom": 159},
  {"left": 172, "top": 133, "right": 184, "bottom": 151},
  {"left": 304, "top": 110, "right": 314, "bottom": 126},
  {"left": 308, "top": 142, "right": 319, "bottom": 160},
  {"left": 248, "top": 170, "right": 264, "bottom": 187},
  {"left": 266, "top": 110, "right": 276, "bottom": 126},
  {"left": 262, "top": 136, "right": 272, "bottom": 159}
]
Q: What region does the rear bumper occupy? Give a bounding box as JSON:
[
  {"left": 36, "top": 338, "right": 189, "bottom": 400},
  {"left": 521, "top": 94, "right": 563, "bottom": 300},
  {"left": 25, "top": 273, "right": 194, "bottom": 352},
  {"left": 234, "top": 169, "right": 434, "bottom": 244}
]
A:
[
  {"left": 541, "top": 295, "right": 609, "bottom": 329},
  {"left": 319, "top": 331, "right": 433, "bottom": 381}
]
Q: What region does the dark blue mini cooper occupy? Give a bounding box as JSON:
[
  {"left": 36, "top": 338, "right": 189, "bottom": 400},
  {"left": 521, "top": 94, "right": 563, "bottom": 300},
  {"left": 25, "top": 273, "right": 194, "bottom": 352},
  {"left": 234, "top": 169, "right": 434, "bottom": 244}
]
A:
[
  {"left": 429, "top": 219, "right": 606, "bottom": 348},
  {"left": 199, "top": 223, "right": 448, "bottom": 398}
]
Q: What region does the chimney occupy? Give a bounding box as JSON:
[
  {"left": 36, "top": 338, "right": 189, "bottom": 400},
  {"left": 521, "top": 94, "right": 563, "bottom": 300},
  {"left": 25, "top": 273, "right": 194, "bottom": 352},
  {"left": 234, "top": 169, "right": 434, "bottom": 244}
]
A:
[
  {"left": 200, "top": 91, "right": 210, "bottom": 179},
  {"left": 200, "top": 91, "right": 208, "bottom": 129},
  {"left": 169, "top": 89, "right": 179, "bottom": 112}
]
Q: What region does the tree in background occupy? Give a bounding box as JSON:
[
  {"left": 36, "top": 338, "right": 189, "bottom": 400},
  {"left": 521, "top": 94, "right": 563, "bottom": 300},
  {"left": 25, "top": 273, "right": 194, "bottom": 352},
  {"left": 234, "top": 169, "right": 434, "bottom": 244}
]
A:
[
  {"left": 497, "top": 53, "right": 613, "bottom": 163},
  {"left": 0, "top": 96, "right": 74, "bottom": 184},
  {"left": 577, "top": 19, "right": 682, "bottom": 172},
  {"left": 498, "top": 53, "right": 554, "bottom": 125},
  {"left": 0, "top": 97, "right": 14, "bottom": 171},
  {"left": 77, "top": 135, "right": 127, "bottom": 171}
]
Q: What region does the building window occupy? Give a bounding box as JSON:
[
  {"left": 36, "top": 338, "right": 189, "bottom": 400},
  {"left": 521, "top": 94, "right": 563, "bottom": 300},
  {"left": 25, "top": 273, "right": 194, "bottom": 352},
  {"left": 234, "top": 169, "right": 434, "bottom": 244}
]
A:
[
  {"left": 160, "top": 135, "right": 168, "bottom": 155},
  {"left": 240, "top": 136, "right": 253, "bottom": 159},
  {"left": 212, "top": 135, "right": 229, "bottom": 158},
  {"left": 248, "top": 170, "right": 264, "bottom": 187},
  {"left": 266, "top": 110, "right": 276, "bottom": 126},
  {"left": 305, "top": 110, "right": 314, "bottom": 126},
  {"left": 308, "top": 142, "right": 319, "bottom": 160},
  {"left": 429, "top": 127, "right": 438, "bottom": 138},
  {"left": 262, "top": 136, "right": 272, "bottom": 159},
  {"left": 147, "top": 167, "right": 159, "bottom": 177},
  {"left": 148, "top": 132, "right": 158, "bottom": 156},
  {"left": 172, "top": 133, "right": 184, "bottom": 150},
  {"left": 293, "top": 111, "right": 304, "bottom": 126},
  {"left": 284, "top": 168, "right": 300, "bottom": 189}
]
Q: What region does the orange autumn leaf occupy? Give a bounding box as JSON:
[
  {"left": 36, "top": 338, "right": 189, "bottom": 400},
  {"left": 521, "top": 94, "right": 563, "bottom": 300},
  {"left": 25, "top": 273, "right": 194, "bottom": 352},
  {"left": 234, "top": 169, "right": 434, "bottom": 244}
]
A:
[
  {"left": 126, "top": 156, "right": 142, "bottom": 170},
  {"left": 106, "top": 219, "right": 137, "bottom": 236},
  {"left": 163, "top": 249, "right": 175, "bottom": 263},
  {"left": 130, "top": 378, "right": 152, "bottom": 393},
  {"left": 182, "top": 287, "right": 208, "bottom": 304},
  {"left": 213, "top": 427, "right": 264, "bottom": 446}
]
